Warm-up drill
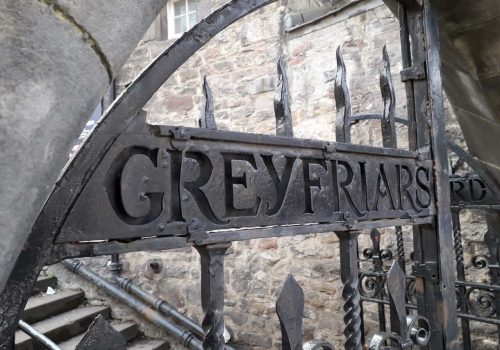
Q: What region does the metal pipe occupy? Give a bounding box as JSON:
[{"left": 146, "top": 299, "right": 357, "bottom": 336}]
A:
[
  {"left": 62, "top": 259, "right": 202, "bottom": 350},
  {"left": 107, "top": 254, "right": 122, "bottom": 276},
  {"left": 18, "top": 320, "right": 61, "bottom": 350},
  {"left": 113, "top": 275, "right": 204, "bottom": 338}
]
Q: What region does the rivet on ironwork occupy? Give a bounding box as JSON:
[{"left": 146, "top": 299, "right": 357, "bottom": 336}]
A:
[
  {"left": 335, "top": 47, "right": 352, "bottom": 144},
  {"left": 274, "top": 57, "right": 293, "bottom": 137},
  {"left": 199, "top": 76, "right": 218, "bottom": 130},
  {"left": 380, "top": 45, "right": 397, "bottom": 149}
]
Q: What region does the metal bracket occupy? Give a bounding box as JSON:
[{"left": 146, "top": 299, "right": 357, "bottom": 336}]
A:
[
  {"left": 187, "top": 219, "right": 209, "bottom": 246},
  {"left": 400, "top": 65, "right": 426, "bottom": 82},
  {"left": 412, "top": 262, "right": 438, "bottom": 283},
  {"left": 324, "top": 142, "right": 337, "bottom": 160}
]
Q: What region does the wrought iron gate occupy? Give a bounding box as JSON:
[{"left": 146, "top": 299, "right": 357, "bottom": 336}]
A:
[{"left": 0, "top": 0, "right": 467, "bottom": 349}]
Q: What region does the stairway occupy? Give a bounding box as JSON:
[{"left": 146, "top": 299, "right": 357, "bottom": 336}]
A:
[{"left": 15, "top": 275, "right": 168, "bottom": 350}]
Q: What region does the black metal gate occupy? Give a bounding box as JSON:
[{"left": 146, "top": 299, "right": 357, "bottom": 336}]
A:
[{"left": 0, "top": 0, "right": 474, "bottom": 349}]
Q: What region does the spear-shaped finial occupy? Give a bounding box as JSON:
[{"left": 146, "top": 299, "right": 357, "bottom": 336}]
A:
[
  {"left": 276, "top": 274, "right": 304, "bottom": 350},
  {"left": 387, "top": 260, "right": 410, "bottom": 343},
  {"left": 335, "top": 47, "right": 352, "bottom": 143},
  {"left": 199, "top": 76, "right": 217, "bottom": 130},
  {"left": 274, "top": 57, "right": 293, "bottom": 137},
  {"left": 380, "top": 45, "right": 397, "bottom": 148}
]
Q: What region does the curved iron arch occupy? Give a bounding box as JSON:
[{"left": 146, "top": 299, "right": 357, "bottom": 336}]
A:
[{"left": 0, "top": 0, "right": 276, "bottom": 345}]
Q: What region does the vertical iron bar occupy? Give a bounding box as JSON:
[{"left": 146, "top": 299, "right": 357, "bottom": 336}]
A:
[
  {"left": 411, "top": 225, "right": 442, "bottom": 350},
  {"left": 485, "top": 210, "right": 500, "bottom": 343},
  {"left": 195, "top": 243, "right": 231, "bottom": 350},
  {"left": 452, "top": 210, "right": 471, "bottom": 349},
  {"left": 370, "top": 229, "right": 387, "bottom": 332},
  {"left": 395, "top": 226, "right": 406, "bottom": 272},
  {"left": 274, "top": 57, "right": 293, "bottom": 137},
  {"left": 380, "top": 45, "right": 397, "bottom": 149},
  {"left": 357, "top": 244, "right": 366, "bottom": 346},
  {"left": 334, "top": 47, "right": 351, "bottom": 144},
  {"left": 423, "top": 0, "right": 459, "bottom": 347},
  {"left": 397, "top": 2, "right": 417, "bottom": 150},
  {"left": 336, "top": 232, "right": 362, "bottom": 350}
]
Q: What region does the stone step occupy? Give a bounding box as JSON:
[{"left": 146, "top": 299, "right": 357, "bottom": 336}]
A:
[
  {"left": 127, "top": 339, "right": 169, "bottom": 350},
  {"left": 58, "top": 321, "right": 139, "bottom": 350},
  {"left": 22, "top": 290, "right": 84, "bottom": 324},
  {"left": 15, "top": 306, "right": 111, "bottom": 350},
  {"left": 31, "top": 276, "right": 57, "bottom": 295}
]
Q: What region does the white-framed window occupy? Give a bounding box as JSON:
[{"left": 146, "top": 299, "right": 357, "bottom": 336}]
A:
[{"left": 168, "top": 0, "right": 199, "bottom": 39}]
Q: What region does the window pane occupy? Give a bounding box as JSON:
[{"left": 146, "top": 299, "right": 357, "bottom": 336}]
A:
[
  {"left": 188, "top": 12, "right": 197, "bottom": 28},
  {"left": 174, "top": 16, "right": 186, "bottom": 34},
  {"left": 187, "top": 0, "right": 198, "bottom": 12},
  {"left": 174, "top": 0, "right": 186, "bottom": 16}
]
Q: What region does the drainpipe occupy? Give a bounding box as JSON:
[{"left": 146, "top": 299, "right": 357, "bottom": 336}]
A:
[
  {"left": 62, "top": 259, "right": 203, "bottom": 350},
  {"left": 113, "top": 275, "right": 204, "bottom": 338}
]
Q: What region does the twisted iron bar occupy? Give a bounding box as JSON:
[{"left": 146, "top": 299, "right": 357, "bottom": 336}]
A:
[
  {"left": 337, "top": 232, "right": 362, "bottom": 349},
  {"left": 453, "top": 220, "right": 464, "bottom": 266},
  {"left": 342, "top": 274, "right": 362, "bottom": 349},
  {"left": 395, "top": 226, "right": 405, "bottom": 271},
  {"left": 196, "top": 243, "right": 231, "bottom": 350}
]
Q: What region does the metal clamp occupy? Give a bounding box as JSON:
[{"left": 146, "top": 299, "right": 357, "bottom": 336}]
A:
[{"left": 187, "top": 218, "right": 209, "bottom": 246}]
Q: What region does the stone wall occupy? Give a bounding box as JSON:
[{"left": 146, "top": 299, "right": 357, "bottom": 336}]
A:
[{"left": 49, "top": 0, "right": 492, "bottom": 348}]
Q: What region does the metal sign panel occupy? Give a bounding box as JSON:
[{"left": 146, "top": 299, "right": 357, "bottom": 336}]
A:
[
  {"left": 450, "top": 174, "right": 500, "bottom": 209},
  {"left": 56, "top": 122, "right": 435, "bottom": 243}
]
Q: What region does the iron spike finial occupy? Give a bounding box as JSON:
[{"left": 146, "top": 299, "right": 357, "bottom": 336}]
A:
[
  {"left": 276, "top": 274, "right": 304, "bottom": 350},
  {"left": 199, "top": 76, "right": 218, "bottom": 130},
  {"left": 386, "top": 260, "right": 410, "bottom": 344},
  {"left": 380, "top": 44, "right": 397, "bottom": 149},
  {"left": 274, "top": 57, "right": 293, "bottom": 137},
  {"left": 334, "top": 47, "right": 352, "bottom": 143}
]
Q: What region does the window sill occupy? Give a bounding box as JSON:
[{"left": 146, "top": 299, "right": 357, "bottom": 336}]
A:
[{"left": 285, "top": 0, "right": 376, "bottom": 33}]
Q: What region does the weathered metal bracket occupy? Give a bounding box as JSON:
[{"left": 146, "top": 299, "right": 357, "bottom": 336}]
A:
[{"left": 400, "top": 65, "right": 426, "bottom": 82}]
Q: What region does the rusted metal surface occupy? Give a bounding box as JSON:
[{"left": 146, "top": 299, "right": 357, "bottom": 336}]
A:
[
  {"left": 0, "top": 0, "right": 277, "bottom": 344},
  {"left": 0, "top": 0, "right": 463, "bottom": 349}
]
